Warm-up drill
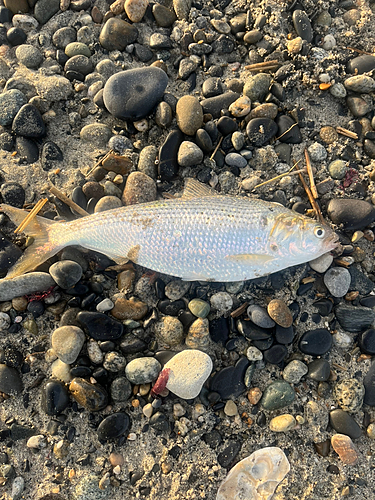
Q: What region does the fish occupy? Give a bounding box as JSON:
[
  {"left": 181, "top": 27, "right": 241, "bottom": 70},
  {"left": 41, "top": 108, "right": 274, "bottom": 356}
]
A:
[{"left": 0, "top": 179, "right": 339, "bottom": 282}]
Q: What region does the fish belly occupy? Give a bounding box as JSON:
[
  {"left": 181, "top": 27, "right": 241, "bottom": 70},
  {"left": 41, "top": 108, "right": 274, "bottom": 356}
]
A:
[{"left": 65, "top": 197, "right": 287, "bottom": 281}]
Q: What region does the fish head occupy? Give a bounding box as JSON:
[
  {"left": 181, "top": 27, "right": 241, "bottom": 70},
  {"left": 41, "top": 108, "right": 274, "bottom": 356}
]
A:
[{"left": 269, "top": 213, "right": 339, "bottom": 261}]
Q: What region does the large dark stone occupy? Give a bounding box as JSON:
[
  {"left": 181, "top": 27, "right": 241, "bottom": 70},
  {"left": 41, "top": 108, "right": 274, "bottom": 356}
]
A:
[{"left": 327, "top": 198, "right": 375, "bottom": 231}]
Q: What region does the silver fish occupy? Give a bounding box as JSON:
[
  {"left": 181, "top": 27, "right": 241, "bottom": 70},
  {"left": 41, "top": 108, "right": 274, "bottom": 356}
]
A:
[{"left": 0, "top": 179, "right": 338, "bottom": 282}]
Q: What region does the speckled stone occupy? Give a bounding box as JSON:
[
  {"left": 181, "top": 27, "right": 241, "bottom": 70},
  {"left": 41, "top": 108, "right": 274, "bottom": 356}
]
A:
[
  {"left": 125, "top": 357, "right": 161, "bottom": 384},
  {"left": 282, "top": 360, "right": 308, "bottom": 384},
  {"left": 333, "top": 378, "right": 365, "bottom": 413},
  {"left": 210, "top": 292, "right": 233, "bottom": 314},
  {"left": 122, "top": 171, "right": 156, "bottom": 205},
  {"left": 328, "top": 159, "right": 348, "bottom": 180},
  {"left": 243, "top": 73, "right": 272, "bottom": 102},
  {"left": 111, "top": 297, "right": 148, "bottom": 320},
  {"left": 154, "top": 316, "right": 184, "bottom": 346},
  {"left": 0, "top": 364, "right": 22, "bottom": 395},
  {"left": 124, "top": 0, "right": 148, "bottom": 22},
  {"left": 74, "top": 474, "right": 110, "bottom": 500},
  {"left": 323, "top": 267, "right": 351, "bottom": 298},
  {"left": 80, "top": 123, "right": 111, "bottom": 147}
]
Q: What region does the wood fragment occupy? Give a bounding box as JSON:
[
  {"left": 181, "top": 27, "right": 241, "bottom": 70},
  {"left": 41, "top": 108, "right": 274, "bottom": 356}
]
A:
[
  {"left": 244, "top": 60, "right": 280, "bottom": 71},
  {"left": 230, "top": 302, "right": 249, "bottom": 318},
  {"left": 49, "top": 186, "right": 89, "bottom": 217},
  {"left": 252, "top": 161, "right": 302, "bottom": 190},
  {"left": 332, "top": 362, "right": 347, "bottom": 371},
  {"left": 297, "top": 168, "right": 324, "bottom": 223},
  {"left": 85, "top": 149, "right": 114, "bottom": 177},
  {"left": 14, "top": 198, "right": 48, "bottom": 234},
  {"left": 210, "top": 136, "right": 223, "bottom": 161},
  {"left": 304, "top": 149, "right": 318, "bottom": 199},
  {"left": 336, "top": 127, "right": 358, "bottom": 140},
  {"left": 275, "top": 122, "right": 298, "bottom": 141},
  {"left": 344, "top": 46, "right": 374, "bottom": 56}
]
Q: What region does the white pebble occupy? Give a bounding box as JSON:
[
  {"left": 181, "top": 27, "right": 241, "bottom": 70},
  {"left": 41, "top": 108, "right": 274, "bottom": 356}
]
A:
[
  {"left": 309, "top": 253, "right": 333, "bottom": 273},
  {"left": 96, "top": 298, "right": 114, "bottom": 312},
  {"left": 173, "top": 403, "right": 186, "bottom": 418},
  {"left": 27, "top": 435, "right": 47, "bottom": 449},
  {"left": 127, "top": 433, "right": 137, "bottom": 441},
  {"left": 0, "top": 312, "right": 11, "bottom": 331},
  {"left": 246, "top": 346, "right": 263, "bottom": 361},
  {"left": 210, "top": 292, "right": 233, "bottom": 313},
  {"left": 11, "top": 476, "right": 25, "bottom": 500},
  {"left": 322, "top": 34, "right": 336, "bottom": 50},
  {"left": 143, "top": 403, "right": 153, "bottom": 418}
]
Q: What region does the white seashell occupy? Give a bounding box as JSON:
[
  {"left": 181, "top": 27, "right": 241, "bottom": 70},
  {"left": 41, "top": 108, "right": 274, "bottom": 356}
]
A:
[{"left": 216, "top": 447, "right": 290, "bottom": 500}]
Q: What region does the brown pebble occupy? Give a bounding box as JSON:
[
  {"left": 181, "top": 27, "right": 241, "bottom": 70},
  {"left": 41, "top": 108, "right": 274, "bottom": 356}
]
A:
[
  {"left": 331, "top": 434, "right": 358, "bottom": 464},
  {"left": 110, "top": 0, "right": 125, "bottom": 14},
  {"left": 124, "top": 0, "right": 148, "bottom": 23},
  {"left": 109, "top": 452, "right": 124, "bottom": 466},
  {"left": 314, "top": 439, "right": 331, "bottom": 457},
  {"left": 111, "top": 297, "right": 148, "bottom": 320},
  {"left": 91, "top": 5, "right": 103, "bottom": 23},
  {"left": 117, "top": 269, "right": 136, "bottom": 292},
  {"left": 176, "top": 95, "right": 203, "bottom": 136},
  {"left": 320, "top": 126, "right": 338, "bottom": 144},
  {"left": 102, "top": 153, "right": 132, "bottom": 175},
  {"left": 82, "top": 181, "right": 104, "bottom": 199},
  {"left": 267, "top": 299, "right": 293, "bottom": 328},
  {"left": 69, "top": 378, "right": 108, "bottom": 411},
  {"left": 247, "top": 387, "right": 262, "bottom": 405},
  {"left": 363, "top": 229, "right": 374, "bottom": 241},
  {"left": 53, "top": 439, "right": 70, "bottom": 459},
  {"left": 12, "top": 296, "right": 28, "bottom": 312},
  {"left": 121, "top": 171, "right": 157, "bottom": 206},
  {"left": 344, "top": 291, "right": 359, "bottom": 301},
  {"left": 151, "top": 60, "right": 168, "bottom": 73}
]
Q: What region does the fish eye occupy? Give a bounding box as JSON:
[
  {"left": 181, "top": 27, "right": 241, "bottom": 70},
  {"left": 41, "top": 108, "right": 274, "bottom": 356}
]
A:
[{"left": 314, "top": 226, "right": 325, "bottom": 238}]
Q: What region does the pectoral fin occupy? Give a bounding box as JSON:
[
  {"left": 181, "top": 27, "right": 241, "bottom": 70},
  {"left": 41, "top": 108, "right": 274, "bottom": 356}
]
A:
[
  {"left": 182, "top": 178, "right": 218, "bottom": 199},
  {"left": 225, "top": 253, "right": 275, "bottom": 264}
]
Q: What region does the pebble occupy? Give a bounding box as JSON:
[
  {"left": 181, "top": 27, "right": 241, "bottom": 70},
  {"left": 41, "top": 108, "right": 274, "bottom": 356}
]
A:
[
  {"left": 103, "top": 67, "right": 168, "bottom": 120},
  {"left": 163, "top": 349, "right": 212, "bottom": 399},
  {"left": 27, "top": 434, "right": 46, "bottom": 449},
  {"left": 51, "top": 326, "right": 85, "bottom": 364},
  {"left": 229, "top": 96, "right": 251, "bottom": 118},
  {"left": 246, "top": 118, "right": 278, "bottom": 147},
  {"left": 0, "top": 90, "right": 27, "bottom": 126},
  {"left": 309, "top": 253, "right": 333, "bottom": 273},
  {"left": 329, "top": 409, "right": 362, "bottom": 440},
  {"left": 210, "top": 292, "right": 233, "bottom": 314},
  {"left": 111, "top": 297, "right": 148, "bottom": 320},
  {"left": 307, "top": 359, "right": 331, "bottom": 381},
  {"left": 243, "top": 73, "right": 271, "bottom": 102},
  {"left": 99, "top": 18, "right": 138, "bottom": 51},
  {"left": 11, "top": 476, "right": 24, "bottom": 500},
  {"left": 74, "top": 474, "right": 110, "bottom": 500},
  {"left": 152, "top": 3, "right": 176, "bottom": 27},
  {"left": 344, "top": 75, "right": 375, "bottom": 94},
  {"left": 154, "top": 316, "right": 184, "bottom": 346},
  {"left": 269, "top": 414, "right": 296, "bottom": 432},
  {"left": 41, "top": 379, "right": 70, "bottom": 415},
  {"left": 224, "top": 400, "right": 238, "bottom": 417},
  {"left": 260, "top": 380, "right": 295, "bottom": 410},
  {"left": 0, "top": 272, "right": 55, "bottom": 302},
  {"left": 188, "top": 298, "right": 210, "bottom": 318},
  {"left": 330, "top": 83, "right": 347, "bottom": 99},
  {"left": 364, "top": 361, "right": 375, "bottom": 406},
  {"left": 216, "top": 447, "right": 290, "bottom": 500},
  {"left": 225, "top": 152, "right": 247, "bottom": 168},
  {"left": 267, "top": 299, "right": 293, "bottom": 328},
  {"left": 12, "top": 104, "right": 45, "bottom": 138},
  {"left": 49, "top": 260, "right": 82, "bottom": 289},
  {"left": 328, "top": 159, "right": 348, "bottom": 180},
  {"left": 186, "top": 317, "right": 210, "bottom": 350},
  {"left": 327, "top": 198, "right": 375, "bottom": 230},
  {"left": 69, "top": 377, "right": 108, "bottom": 411},
  {"left": 77, "top": 311, "right": 124, "bottom": 340},
  {"left": 122, "top": 171, "right": 156, "bottom": 205},
  {"left": 33, "top": 0, "right": 59, "bottom": 24},
  {"left": 125, "top": 357, "right": 161, "bottom": 384},
  {"left": 178, "top": 141, "right": 204, "bottom": 167},
  {"left": 176, "top": 95, "right": 203, "bottom": 136},
  {"left": 276, "top": 115, "right": 302, "bottom": 143},
  {"left": 292, "top": 9, "right": 313, "bottom": 42},
  {"left": 299, "top": 329, "right": 332, "bottom": 356},
  {"left": 247, "top": 304, "right": 275, "bottom": 328},
  {"left": 97, "top": 412, "right": 130, "bottom": 441},
  {"left": 282, "top": 360, "right": 308, "bottom": 384},
  {"left": 323, "top": 267, "right": 351, "bottom": 297},
  {"left": 124, "top": 0, "right": 148, "bottom": 22},
  {"left": 331, "top": 434, "right": 358, "bottom": 465},
  {"left": 0, "top": 364, "right": 22, "bottom": 395},
  {"left": 347, "top": 55, "right": 375, "bottom": 74},
  {"left": 103, "top": 351, "right": 126, "bottom": 372},
  {"left": 51, "top": 359, "right": 72, "bottom": 383},
  {"left": 333, "top": 378, "right": 365, "bottom": 413},
  {"left": 201, "top": 92, "right": 240, "bottom": 119},
  {"left": 335, "top": 304, "right": 375, "bottom": 333},
  {"left": 358, "top": 329, "right": 375, "bottom": 355},
  {"left": 15, "top": 45, "right": 43, "bottom": 69},
  {"left": 0, "top": 312, "right": 10, "bottom": 331}
]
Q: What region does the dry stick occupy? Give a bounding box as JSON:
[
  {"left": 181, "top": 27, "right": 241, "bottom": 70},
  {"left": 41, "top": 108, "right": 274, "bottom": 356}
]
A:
[
  {"left": 230, "top": 302, "right": 249, "bottom": 318},
  {"left": 49, "top": 186, "right": 89, "bottom": 217},
  {"left": 336, "top": 126, "right": 358, "bottom": 140},
  {"left": 14, "top": 198, "right": 48, "bottom": 234},
  {"left": 252, "top": 160, "right": 302, "bottom": 190},
  {"left": 304, "top": 149, "right": 318, "bottom": 199},
  {"left": 85, "top": 149, "right": 114, "bottom": 177},
  {"left": 344, "top": 46, "right": 373, "bottom": 55},
  {"left": 244, "top": 60, "right": 280, "bottom": 71},
  {"left": 275, "top": 122, "right": 298, "bottom": 141},
  {"left": 297, "top": 169, "right": 324, "bottom": 224},
  {"left": 210, "top": 136, "right": 223, "bottom": 161}
]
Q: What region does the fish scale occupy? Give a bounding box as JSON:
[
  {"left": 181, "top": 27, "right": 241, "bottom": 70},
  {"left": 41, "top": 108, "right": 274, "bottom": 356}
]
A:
[{"left": 0, "top": 180, "right": 338, "bottom": 281}]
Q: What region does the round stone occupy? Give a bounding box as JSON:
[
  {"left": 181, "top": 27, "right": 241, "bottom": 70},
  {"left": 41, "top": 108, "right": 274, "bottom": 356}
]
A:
[
  {"left": 99, "top": 18, "right": 138, "bottom": 51},
  {"left": 110, "top": 377, "right": 132, "bottom": 402},
  {"left": 154, "top": 316, "right": 184, "bottom": 346},
  {"left": 125, "top": 357, "right": 161, "bottom": 384},
  {"left": 309, "top": 253, "right": 333, "bottom": 273},
  {"left": 164, "top": 349, "right": 213, "bottom": 399},
  {"left": 125, "top": 0, "right": 148, "bottom": 22},
  {"left": 177, "top": 141, "right": 204, "bottom": 167},
  {"left": 260, "top": 380, "right": 295, "bottom": 410},
  {"left": 327, "top": 198, "right": 375, "bottom": 231},
  {"left": 336, "top": 304, "right": 375, "bottom": 333},
  {"left": 103, "top": 67, "right": 168, "bottom": 120},
  {"left": 94, "top": 196, "right": 122, "bottom": 212},
  {"left": 269, "top": 414, "right": 296, "bottom": 432},
  {"left": 49, "top": 260, "right": 82, "bottom": 289},
  {"left": 164, "top": 280, "right": 190, "bottom": 301},
  {"left": 176, "top": 95, "right": 203, "bottom": 136},
  {"left": 320, "top": 126, "right": 338, "bottom": 144},
  {"left": 299, "top": 329, "right": 332, "bottom": 356},
  {"left": 52, "top": 326, "right": 85, "bottom": 364},
  {"left": 97, "top": 412, "right": 130, "bottom": 441},
  {"left": 347, "top": 55, "right": 375, "bottom": 74},
  {"left": 246, "top": 346, "right": 263, "bottom": 361},
  {"left": 243, "top": 73, "right": 272, "bottom": 102},
  {"left": 330, "top": 83, "right": 347, "bottom": 99},
  {"left": 307, "top": 358, "right": 331, "bottom": 381},
  {"left": 282, "top": 360, "right": 308, "bottom": 384},
  {"left": 41, "top": 379, "right": 69, "bottom": 415},
  {"left": 263, "top": 345, "right": 288, "bottom": 365},
  {"left": 122, "top": 171, "right": 156, "bottom": 206},
  {"left": 15, "top": 45, "right": 43, "bottom": 69},
  {"left": 80, "top": 123, "right": 111, "bottom": 147},
  {"left": 65, "top": 42, "right": 91, "bottom": 58},
  {"left": 344, "top": 75, "right": 375, "bottom": 94},
  {"left": 53, "top": 27, "right": 77, "bottom": 49},
  {"left": 358, "top": 329, "right": 375, "bottom": 355},
  {"left": 323, "top": 267, "right": 351, "bottom": 297},
  {"left": 246, "top": 118, "right": 278, "bottom": 147},
  {"left": 0, "top": 89, "right": 27, "bottom": 126},
  {"left": 333, "top": 378, "right": 365, "bottom": 413},
  {"left": 225, "top": 152, "right": 247, "bottom": 168},
  {"left": 69, "top": 377, "right": 108, "bottom": 411},
  {"left": 188, "top": 298, "right": 210, "bottom": 318},
  {"left": 247, "top": 304, "right": 275, "bottom": 328},
  {"left": 210, "top": 292, "right": 233, "bottom": 313},
  {"left": 267, "top": 299, "right": 293, "bottom": 328},
  {"left": 328, "top": 160, "right": 348, "bottom": 180},
  {"left": 103, "top": 352, "right": 126, "bottom": 373}
]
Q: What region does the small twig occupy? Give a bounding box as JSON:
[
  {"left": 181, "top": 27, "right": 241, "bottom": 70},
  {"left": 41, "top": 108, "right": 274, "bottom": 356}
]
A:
[
  {"left": 304, "top": 149, "right": 318, "bottom": 199},
  {"left": 49, "top": 186, "right": 89, "bottom": 217},
  {"left": 85, "top": 149, "right": 114, "bottom": 177},
  {"left": 344, "top": 46, "right": 373, "bottom": 55},
  {"left": 230, "top": 302, "right": 249, "bottom": 318},
  {"left": 275, "top": 122, "right": 298, "bottom": 141},
  {"left": 14, "top": 198, "right": 48, "bottom": 234},
  {"left": 336, "top": 127, "right": 358, "bottom": 140},
  {"left": 331, "top": 362, "right": 347, "bottom": 371},
  {"left": 244, "top": 60, "right": 280, "bottom": 71},
  {"left": 210, "top": 136, "right": 223, "bottom": 161},
  {"left": 252, "top": 160, "right": 302, "bottom": 190},
  {"left": 297, "top": 168, "right": 324, "bottom": 223}
]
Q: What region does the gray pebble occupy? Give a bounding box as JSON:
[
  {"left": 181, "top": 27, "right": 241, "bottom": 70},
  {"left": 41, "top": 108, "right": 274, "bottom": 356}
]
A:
[
  {"left": 177, "top": 141, "right": 203, "bottom": 167},
  {"left": 15, "top": 45, "right": 43, "bottom": 69},
  {"left": 138, "top": 145, "right": 158, "bottom": 178},
  {"left": 0, "top": 89, "right": 27, "bottom": 126},
  {"left": 80, "top": 123, "right": 112, "bottom": 147},
  {"left": 231, "top": 131, "right": 245, "bottom": 150},
  {"left": 52, "top": 326, "right": 85, "bottom": 364},
  {"left": 96, "top": 298, "right": 114, "bottom": 313},
  {"left": 324, "top": 267, "right": 351, "bottom": 297},
  {"left": 0, "top": 272, "right": 55, "bottom": 302},
  {"left": 308, "top": 142, "right": 327, "bottom": 161},
  {"left": 110, "top": 376, "right": 132, "bottom": 402},
  {"left": 243, "top": 73, "right": 272, "bottom": 102},
  {"left": 96, "top": 59, "right": 117, "bottom": 80},
  {"left": 52, "top": 27, "right": 77, "bottom": 49},
  {"left": 11, "top": 476, "right": 25, "bottom": 500},
  {"left": 65, "top": 42, "right": 91, "bottom": 58},
  {"left": 107, "top": 135, "right": 133, "bottom": 154},
  {"left": 0, "top": 364, "right": 22, "bottom": 395},
  {"left": 283, "top": 360, "right": 308, "bottom": 384},
  {"left": 346, "top": 96, "right": 371, "bottom": 117},
  {"left": 210, "top": 292, "right": 233, "bottom": 313},
  {"left": 329, "top": 82, "right": 347, "bottom": 99},
  {"left": 165, "top": 280, "right": 191, "bottom": 300},
  {"left": 0, "top": 312, "right": 11, "bottom": 331},
  {"left": 74, "top": 474, "right": 109, "bottom": 500},
  {"left": 225, "top": 152, "right": 247, "bottom": 168},
  {"left": 344, "top": 75, "right": 375, "bottom": 94},
  {"left": 94, "top": 196, "right": 122, "bottom": 213},
  {"left": 103, "top": 351, "right": 126, "bottom": 372},
  {"left": 49, "top": 260, "right": 82, "bottom": 289},
  {"left": 247, "top": 304, "right": 275, "bottom": 328},
  {"left": 125, "top": 357, "right": 161, "bottom": 384},
  {"left": 328, "top": 159, "right": 348, "bottom": 180}
]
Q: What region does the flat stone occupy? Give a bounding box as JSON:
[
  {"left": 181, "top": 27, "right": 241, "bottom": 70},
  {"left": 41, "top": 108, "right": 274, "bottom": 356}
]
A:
[
  {"left": 99, "top": 18, "right": 138, "bottom": 51},
  {"left": 0, "top": 364, "right": 22, "bottom": 395},
  {"left": 299, "top": 328, "right": 332, "bottom": 355},
  {"left": 331, "top": 434, "right": 358, "bottom": 465},
  {"left": 282, "top": 360, "right": 308, "bottom": 384},
  {"left": 247, "top": 305, "right": 275, "bottom": 329},
  {"left": 347, "top": 55, "right": 375, "bottom": 74},
  {"left": 324, "top": 267, "right": 351, "bottom": 297},
  {"left": 260, "top": 380, "right": 295, "bottom": 410},
  {"left": 164, "top": 349, "right": 213, "bottom": 399},
  {"left": 243, "top": 73, "right": 272, "bottom": 102},
  {"left": 200, "top": 92, "right": 240, "bottom": 119},
  {"left": 111, "top": 297, "right": 148, "bottom": 320},
  {"left": 52, "top": 326, "right": 85, "bottom": 364},
  {"left": 34, "top": 0, "right": 59, "bottom": 24},
  {"left": 69, "top": 377, "right": 108, "bottom": 411},
  {"left": 188, "top": 298, "right": 210, "bottom": 318},
  {"left": 0, "top": 90, "right": 27, "bottom": 126},
  {"left": 77, "top": 311, "right": 124, "bottom": 340},
  {"left": 246, "top": 118, "right": 278, "bottom": 146},
  {"left": 0, "top": 272, "right": 55, "bottom": 301},
  {"left": 344, "top": 75, "right": 375, "bottom": 93},
  {"left": 307, "top": 358, "right": 331, "bottom": 381},
  {"left": 267, "top": 299, "right": 293, "bottom": 328},
  {"left": 335, "top": 304, "right": 375, "bottom": 333},
  {"left": 328, "top": 198, "right": 375, "bottom": 231},
  {"left": 97, "top": 412, "right": 130, "bottom": 441},
  {"left": 49, "top": 260, "right": 82, "bottom": 289},
  {"left": 329, "top": 409, "right": 362, "bottom": 439},
  {"left": 309, "top": 253, "right": 333, "bottom": 273},
  {"left": 125, "top": 357, "right": 161, "bottom": 384},
  {"left": 80, "top": 123, "right": 111, "bottom": 147},
  {"left": 103, "top": 67, "right": 168, "bottom": 120}
]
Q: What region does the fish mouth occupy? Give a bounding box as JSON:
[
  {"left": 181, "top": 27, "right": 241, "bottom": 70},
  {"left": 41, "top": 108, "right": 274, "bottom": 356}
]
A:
[{"left": 325, "top": 231, "right": 341, "bottom": 253}]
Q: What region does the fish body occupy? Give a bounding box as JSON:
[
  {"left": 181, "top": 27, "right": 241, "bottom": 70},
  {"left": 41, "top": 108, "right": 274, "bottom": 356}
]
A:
[{"left": 0, "top": 180, "right": 338, "bottom": 282}]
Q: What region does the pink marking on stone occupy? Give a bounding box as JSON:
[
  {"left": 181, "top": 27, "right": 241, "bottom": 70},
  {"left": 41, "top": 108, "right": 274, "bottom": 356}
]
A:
[{"left": 151, "top": 368, "right": 171, "bottom": 397}]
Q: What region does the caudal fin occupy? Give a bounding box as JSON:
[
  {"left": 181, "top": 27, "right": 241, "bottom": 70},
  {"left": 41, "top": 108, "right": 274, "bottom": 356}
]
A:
[{"left": 0, "top": 204, "right": 63, "bottom": 279}]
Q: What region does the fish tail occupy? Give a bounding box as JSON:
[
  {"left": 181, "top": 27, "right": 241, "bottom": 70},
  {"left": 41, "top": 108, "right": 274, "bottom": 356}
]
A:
[{"left": 0, "top": 204, "right": 65, "bottom": 279}]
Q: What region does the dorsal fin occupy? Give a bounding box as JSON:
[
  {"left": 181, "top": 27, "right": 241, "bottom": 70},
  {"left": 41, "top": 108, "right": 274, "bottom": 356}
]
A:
[{"left": 182, "top": 178, "right": 218, "bottom": 199}]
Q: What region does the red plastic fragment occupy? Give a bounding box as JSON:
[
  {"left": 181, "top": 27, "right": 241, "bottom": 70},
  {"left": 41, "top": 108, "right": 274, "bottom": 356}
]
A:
[{"left": 151, "top": 368, "right": 171, "bottom": 397}]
